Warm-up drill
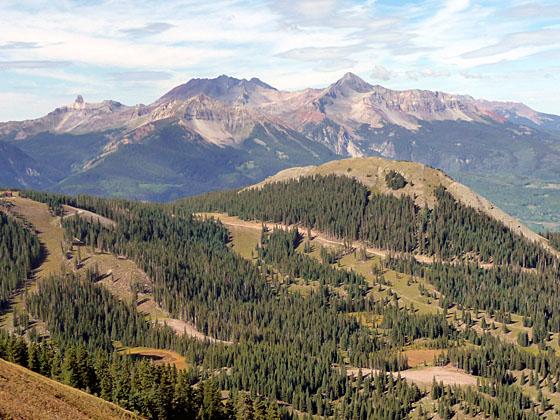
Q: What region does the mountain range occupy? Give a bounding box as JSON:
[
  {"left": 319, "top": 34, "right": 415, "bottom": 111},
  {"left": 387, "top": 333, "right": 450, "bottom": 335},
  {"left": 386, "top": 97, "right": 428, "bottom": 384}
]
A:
[{"left": 1, "top": 73, "right": 559, "bottom": 229}]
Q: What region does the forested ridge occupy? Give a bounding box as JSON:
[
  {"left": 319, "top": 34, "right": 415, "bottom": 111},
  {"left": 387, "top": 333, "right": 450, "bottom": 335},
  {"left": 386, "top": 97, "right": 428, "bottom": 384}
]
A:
[
  {"left": 0, "top": 210, "right": 40, "bottom": 308},
  {"left": 14, "top": 190, "right": 443, "bottom": 417},
  {"left": 181, "top": 174, "right": 552, "bottom": 268},
  {"left": 0, "top": 186, "right": 557, "bottom": 418}
]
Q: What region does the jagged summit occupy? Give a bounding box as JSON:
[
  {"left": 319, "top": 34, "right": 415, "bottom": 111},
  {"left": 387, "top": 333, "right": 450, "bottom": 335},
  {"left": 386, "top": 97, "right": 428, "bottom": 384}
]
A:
[
  {"left": 72, "top": 95, "right": 85, "bottom": 110},
  {"left": 158, "top": 74, "right": 277, "bottom": 103}
]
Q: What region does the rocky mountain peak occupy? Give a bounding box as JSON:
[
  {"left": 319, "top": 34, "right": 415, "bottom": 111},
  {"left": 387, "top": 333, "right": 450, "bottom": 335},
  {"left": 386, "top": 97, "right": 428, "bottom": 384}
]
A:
[
  {"left": 331, "top": 72, "right": 373, "bottom": 94},
  {"left": 158, "top": 75, "right": 277, "bottom": 104},
  {"left": 73, "top": 95, "right": 86, "bottom": 110}
]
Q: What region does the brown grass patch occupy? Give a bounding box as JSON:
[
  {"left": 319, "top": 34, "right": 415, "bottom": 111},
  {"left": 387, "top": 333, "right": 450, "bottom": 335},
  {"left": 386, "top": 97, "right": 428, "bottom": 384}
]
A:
[
  {"left": 116, "top": 346, "right": 189, "bottom": 370},
  {"left": 402, "top": 349, "right": 444, "bottom": 368}
]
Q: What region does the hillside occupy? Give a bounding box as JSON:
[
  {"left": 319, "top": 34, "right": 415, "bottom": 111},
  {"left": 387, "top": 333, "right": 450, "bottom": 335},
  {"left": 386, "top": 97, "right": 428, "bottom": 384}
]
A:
[
  {"left": 0, "top": 358, "right": 139, "bottom": 420},
  {"left": 2, "top": 187, "right": 560, "bottom": 418},
  {"left": 251, "top": 157, "right": 554, "bottom": 253},
  {"left": 1, "top": 74, "right": 559, "bottom": 229}
]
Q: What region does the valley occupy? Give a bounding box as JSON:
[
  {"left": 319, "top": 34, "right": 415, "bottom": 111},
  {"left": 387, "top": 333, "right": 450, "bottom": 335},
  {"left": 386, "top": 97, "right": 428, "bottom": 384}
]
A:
[{"left": 1, "top": 74, "right": 559, "bottom": 231}]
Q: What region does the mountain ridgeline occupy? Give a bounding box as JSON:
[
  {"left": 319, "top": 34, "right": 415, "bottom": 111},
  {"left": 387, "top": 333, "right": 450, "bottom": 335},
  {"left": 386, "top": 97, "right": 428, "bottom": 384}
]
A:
[{"left": 1, "top": 73, "right": 559, "bottom": 230}]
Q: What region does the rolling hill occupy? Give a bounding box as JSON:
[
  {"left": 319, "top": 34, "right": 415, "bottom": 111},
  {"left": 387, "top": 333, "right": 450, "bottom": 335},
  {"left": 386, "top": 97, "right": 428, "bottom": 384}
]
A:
[
  {"left": 249, "top": 157, "right": 554, "bottom": 251},
  {"left": 1, "top": 73, "right": 559, "bottom": 228}
]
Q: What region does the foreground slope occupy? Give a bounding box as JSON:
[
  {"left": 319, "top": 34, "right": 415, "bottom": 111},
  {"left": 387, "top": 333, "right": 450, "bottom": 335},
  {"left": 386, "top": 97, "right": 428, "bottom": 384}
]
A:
[{"left": 0, "top": 358, "right": 138, "bottom": 420}]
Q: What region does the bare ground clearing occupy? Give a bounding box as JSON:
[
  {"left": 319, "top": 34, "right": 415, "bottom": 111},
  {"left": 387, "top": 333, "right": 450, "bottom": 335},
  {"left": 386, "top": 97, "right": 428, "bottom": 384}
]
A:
[
  {"left": 62, "top": 204, "right": 116, "bottom": 227},
  {"left": 346, "top": 364, "right": 477, "bottom": 387},
  {"left": 403, "top": 348, "right": 445, "bottom": 368}
]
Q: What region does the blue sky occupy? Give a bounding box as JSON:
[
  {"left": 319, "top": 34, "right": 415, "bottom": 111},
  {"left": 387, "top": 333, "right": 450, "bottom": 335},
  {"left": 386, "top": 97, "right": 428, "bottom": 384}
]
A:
[{"left": 1, "top": 0, "right": 559, "bottom": 120}]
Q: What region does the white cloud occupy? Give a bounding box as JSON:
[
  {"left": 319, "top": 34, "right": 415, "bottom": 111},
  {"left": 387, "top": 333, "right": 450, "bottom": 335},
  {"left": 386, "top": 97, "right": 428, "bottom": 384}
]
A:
[
  {"left": 0, "top": 0, "right": 559, "bottom": 119},
  {"left": 371, "top": 65, "right": 394, "bottom": 81}
]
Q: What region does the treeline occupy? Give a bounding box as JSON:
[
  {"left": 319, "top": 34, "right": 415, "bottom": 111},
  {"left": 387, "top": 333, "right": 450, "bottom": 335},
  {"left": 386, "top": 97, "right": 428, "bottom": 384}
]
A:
[
  {"left": 180, "top": 175, "right": 551, "bottom": 268},
  {"left": 0, "top": 211, "right": 40, "bottom": 308},
  {"left": 333, "top": 371, "right": 421, "bottom": 419},
  {"left": 19, "top": 189, "right": 553, "bottom": 417},
  {"left": 60, "top": 211, "right": 378, "bottom": 413},
  {"left": 431, "top": 380, "right": 540, "bottom": 420},
  {"left": 21, "top": 189, "right": 133, "bottom": 221},
  {"left": 0, "top": 332, "right": 282, "bottom": 420},
  {"left": 447, "top": 335, "right": 560, "bottom": 388},
  {"left": 387, "top": 256, "right": 560, "bottom": 338},
  {"left": 26, "top": 274, "right": 180, "bottom": 353},
  {"left": 380, "top": 306, "right": 452, "bottom": 346}
]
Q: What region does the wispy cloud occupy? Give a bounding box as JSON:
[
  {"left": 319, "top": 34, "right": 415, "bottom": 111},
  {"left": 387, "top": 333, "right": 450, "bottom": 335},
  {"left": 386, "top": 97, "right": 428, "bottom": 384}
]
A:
[
  {"left": 0, "top": 0, "right": 558, "bottom": 119},
  {"left": 371, "top": 65, "right": 394, "bottom": 81},
  {"left": 108, "top": 70, "right": 174, "bottom": 81},
  {"left": 0, "top": 60, "right": 71, "bottom": 70},
  {"left": 120, "top": 22, "right": 175, "bottom": 37},
  {"left": 0, "top": 41, "right": 42, "bottom": 50},
  {"left": 461, "top": 28, "right": 560, "bottom": 63}
]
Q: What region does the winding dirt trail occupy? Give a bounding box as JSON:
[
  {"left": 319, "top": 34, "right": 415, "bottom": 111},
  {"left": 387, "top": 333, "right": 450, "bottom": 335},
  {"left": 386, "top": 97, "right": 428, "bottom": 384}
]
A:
[{"left": 198, "top": 212, "right": 434, "bottom": 263}]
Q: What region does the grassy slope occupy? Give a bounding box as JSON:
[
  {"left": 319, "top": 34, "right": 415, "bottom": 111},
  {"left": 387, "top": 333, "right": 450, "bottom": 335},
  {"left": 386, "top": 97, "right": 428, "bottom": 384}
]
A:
[
  {"left": 0, "top": 358, "right": 139, "bottom": 420},
  {"left": 0, "top": 194, "right": 65, "bottom": 331},
  {"left": 1, "top": 195, "right": 210, "bottom": 365}
]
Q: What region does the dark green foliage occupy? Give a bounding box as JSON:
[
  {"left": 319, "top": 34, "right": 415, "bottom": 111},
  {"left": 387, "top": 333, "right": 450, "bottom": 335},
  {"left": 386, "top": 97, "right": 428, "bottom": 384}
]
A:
[
  {"left": 517, "top": 331, "right": 530, "bottom": 347},
  {"left": 181, "top": 175, "right": 551, "bottom": 267},
  {"left": 0, "top": 212, "right": 40, "bottom": 308},
  {"left": 0, "top": 331, "right": 238, "bottom": 420},
  {"left": 387, "top": 256, "right": 560, "bottom": 337},
  {"left": 14, "top": 188, "right": 559, "bottom": 418},
  {"left": 24, "top": 191, "right": 420, "bottom": 416},
  {"left": 434, "top": 382, "right": 538, "bottom": 420},
  {"left": 26, "top": 274, "right": 178, "bottom": 353},
  {"left": 332, "top": 372, "right": 422, "bottom": 419},
  {"left": 385, "top": 170, "right": 407, "bottom": 190},
  {"left": 381, "top": 306, "right": 452, "bottom": 346},
  {"left": 258, "top": 227, "right": 367, "bottom": 298}
]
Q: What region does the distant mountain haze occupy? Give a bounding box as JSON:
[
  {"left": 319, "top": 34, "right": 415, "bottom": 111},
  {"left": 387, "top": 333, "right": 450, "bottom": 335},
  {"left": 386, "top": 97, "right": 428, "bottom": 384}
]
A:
[{"left": 1, "top": 73, "right": 559, "bottom": 229}]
